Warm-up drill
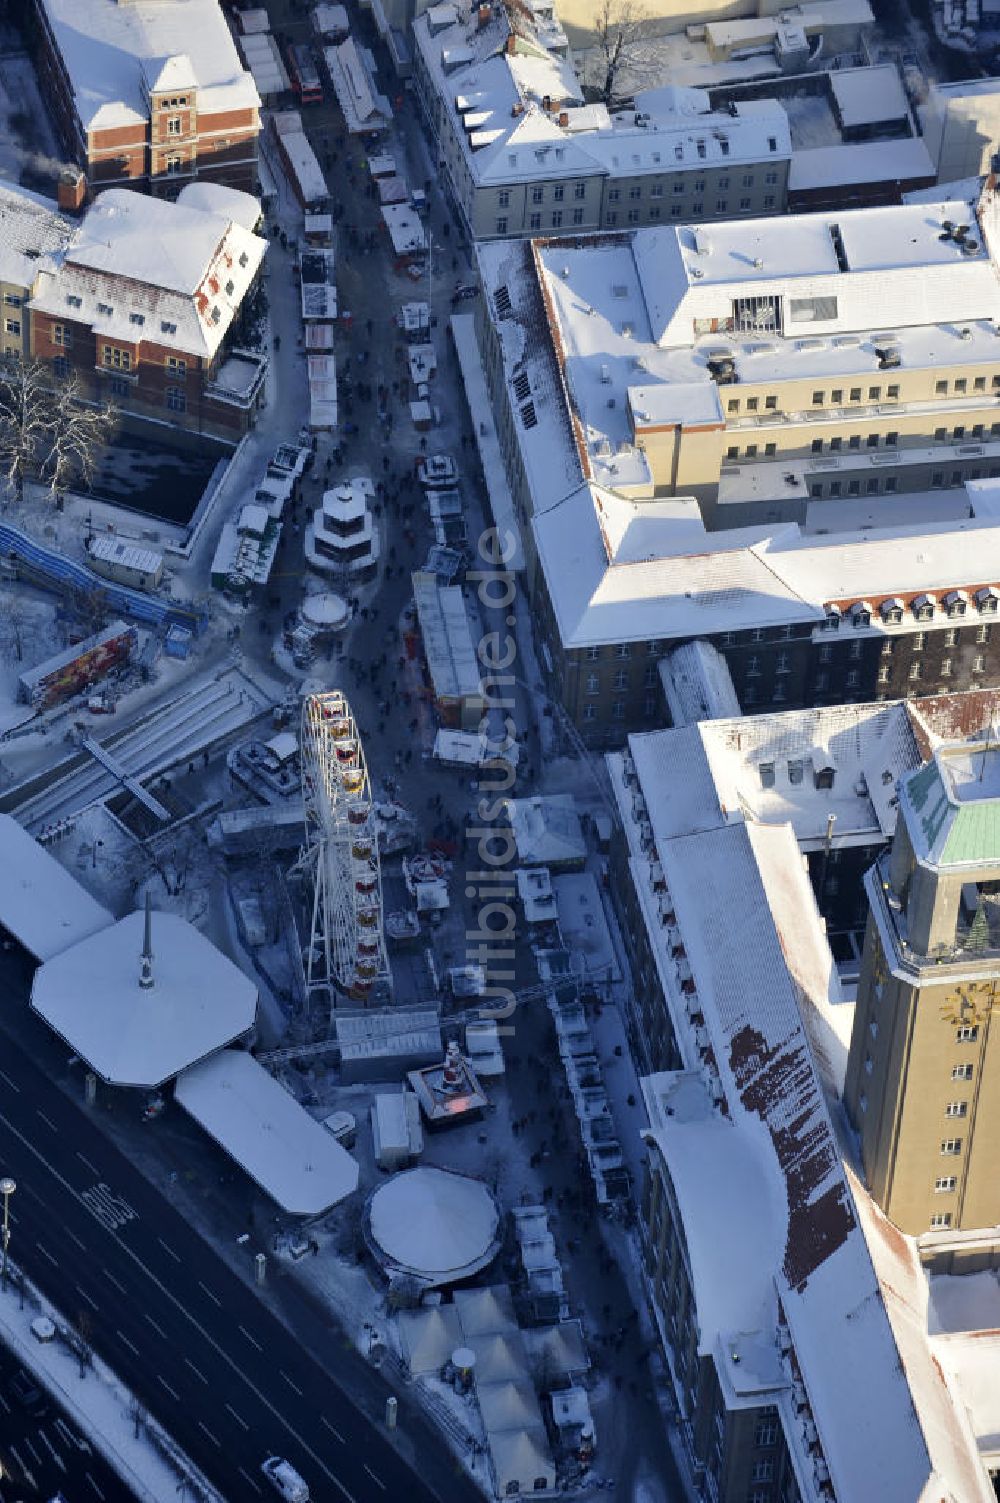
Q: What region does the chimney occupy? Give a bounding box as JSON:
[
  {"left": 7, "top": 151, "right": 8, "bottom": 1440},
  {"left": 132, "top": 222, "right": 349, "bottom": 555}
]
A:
[
  {"left": 505, "top": 32, "right": 517, "bottom": 52},
  {"left": 139, "top": 891, "right": 155, "bottom": 991},
  {"left": 477, "top": 2, "right": 491, "bottom": 25},
  {"left": 542, "top": 94, "right": 552, "bottom": 111},
  {"left": 57, "top": 168, "right": 87, "bottom": 215},
  {"left": 558, "top": 110, "right": 569, "bottom": 126}
]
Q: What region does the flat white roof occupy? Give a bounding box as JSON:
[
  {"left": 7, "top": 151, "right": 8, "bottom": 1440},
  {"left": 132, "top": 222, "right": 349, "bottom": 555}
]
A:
[
  {"left": 175, "top": 1050, "right": 358, "bottom": 1215},
  {"left": 39, "top": 0, "right": 260, "bottom": 130},
  {"left": 0, "top": 815, "right": 113, "bottom": 961},
  {"left": 830, "top": 64, "right": 910, "bottom": 130},
  {"left": 31, "top": 909, "right": 257, "bottom": 1088},
  {"left": 88, "top": 536, "right": 163, "bottom": 575}
]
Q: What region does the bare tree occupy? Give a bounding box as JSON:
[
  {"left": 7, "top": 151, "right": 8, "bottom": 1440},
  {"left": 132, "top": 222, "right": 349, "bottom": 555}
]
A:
[
  {"left": 593, "top": 0, "right": 651, "bottom": 108},
  {"left": 0, "top": 360, "right": 117, "bottom": 508}
]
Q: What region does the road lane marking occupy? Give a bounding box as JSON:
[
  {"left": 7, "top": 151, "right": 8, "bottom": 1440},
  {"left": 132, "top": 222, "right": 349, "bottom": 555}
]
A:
[
  {"left": 0, "top": 1069, "right": 20, "bottom": 1092},
  {"left": 237, "top": 1465, "right": 263, "bottom": 1494},
  {"left": 9, "top": 1443, "right": 33, "bottom": 1487},
  {"left": 157, "top": 1376, "right": 179, "bottom": 1401},
  {"left": 363, "top": 1465, "right": 387, "bottom": 1491},
  {"left": 0, "top": 1104, "right": 361, "bottom": 1503},
  {"left": 320, "top": 1416, "right": 345, "bottom": 1443},
  {"left": 38, "top": 1429, "right": 66, "bottom": 1471},
  {"left": 103, "top": 1268, "right": 126, "bottom": 1294},
  {"left": 76, "top": 1152, "right": 98, "bottom": 1175},
  {"left": 65, "top": 1229, "right": 87, "bottom": 1252},
  {"left": 85, "top": 1472, "right": 106, "bottom": 1500},
  {"left": 156, "top": 1237, "right": 181, "bottom": 1263},
  {"left": 197, "top": 1279, "right": 221, "bottom": 1307},
  {"left": 82, "top": 1184, "right": 136, "bottom": 1232},
  {"left": 36, "top": 1110, "right": 57, "bottom": 1131},
  {"left": 36, "top": 1243, "right": 59, "bottom": 1268},
  {"left": 281, "top": 1371, "right": 304, "bottom": 1396},
  {"left": 197, "top": 1420, "right": 219, "bottom": 1447},
  {"left": 117, "top": 1330, "right": 140, "bottom": 1358},
  {"left": 23, "top": 1435, "right": 42, "bottom": 1466},
  {"left": 225, "top": 1402, "right": 249, "bottom": 1431},
  {"left": 184, "top": 1357, "right": 208, "bottom": 1385},
  {"left": 75, "top": 1283, "right": 99, "bottom": 1312},
  {"left": 144, "top": 1313, "right": 167, "bottom": 1339}
]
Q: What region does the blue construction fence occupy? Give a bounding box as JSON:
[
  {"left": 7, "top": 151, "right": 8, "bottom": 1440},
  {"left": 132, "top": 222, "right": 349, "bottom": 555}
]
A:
[{"left": 0, "top": 520, "right": 209, "bottom": 636}]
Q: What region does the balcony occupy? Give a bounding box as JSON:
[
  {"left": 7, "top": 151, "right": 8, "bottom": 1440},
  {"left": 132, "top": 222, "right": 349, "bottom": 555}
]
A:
[
  {"left": 205, "top": 348, "right": 268, "bottom": 410},
  {"left": 870, "top": 857, "right": 1000, "bottom": 972}
]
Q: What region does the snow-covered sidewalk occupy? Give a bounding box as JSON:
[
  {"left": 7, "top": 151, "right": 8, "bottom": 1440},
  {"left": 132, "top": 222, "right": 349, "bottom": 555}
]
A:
[{"left": 0, "top": 1263, "right": 223, "bottom": 1503}]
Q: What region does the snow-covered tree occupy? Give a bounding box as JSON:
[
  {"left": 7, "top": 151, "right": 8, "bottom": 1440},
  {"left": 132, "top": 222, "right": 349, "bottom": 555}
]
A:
[
  {"left": 593, "top": 0, "right": 652, "bottom": 108},
  {"left": 0, "top": 360, "right": 117, "bottom": 508}
]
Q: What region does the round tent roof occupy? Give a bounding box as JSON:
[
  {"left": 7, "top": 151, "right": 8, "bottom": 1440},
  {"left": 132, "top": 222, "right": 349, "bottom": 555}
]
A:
[
  {"left": 367, "top": 1166, "right": 499, "bottom": 1287},
  {"left": 31, "top": 908, "right": 258, "bottom": 1089},
  {"left": 301, "top": 592, "right": 349, "bottom": 629}
]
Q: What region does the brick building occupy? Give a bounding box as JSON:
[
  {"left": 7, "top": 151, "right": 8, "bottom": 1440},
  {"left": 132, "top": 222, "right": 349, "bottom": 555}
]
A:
[
  {"left": 28, "top": 183, "right": 267, "bottom": 442},
  {"left": 30, "top": 0, "right": 260, "bottom": 196}
]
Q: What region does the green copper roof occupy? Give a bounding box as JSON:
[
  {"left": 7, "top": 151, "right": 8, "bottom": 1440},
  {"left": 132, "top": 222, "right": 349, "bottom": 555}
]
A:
[{"left": 903, "top": 746, "right": 1000, "bottom": 868}]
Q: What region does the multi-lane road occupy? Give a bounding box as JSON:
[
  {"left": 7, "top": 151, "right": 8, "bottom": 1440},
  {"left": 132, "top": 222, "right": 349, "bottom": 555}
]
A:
[
  {"left": 0, "top": 1333, "right": 137, "bottom": 1501},
  {"left": 0, "top": 999, "right": 481, "bottom": 1503}
]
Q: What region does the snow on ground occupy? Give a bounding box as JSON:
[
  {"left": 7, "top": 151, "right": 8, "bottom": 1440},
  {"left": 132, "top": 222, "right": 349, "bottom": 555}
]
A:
[{"left": 0, "top": 1263, "right": 222, "bottom": 1502}]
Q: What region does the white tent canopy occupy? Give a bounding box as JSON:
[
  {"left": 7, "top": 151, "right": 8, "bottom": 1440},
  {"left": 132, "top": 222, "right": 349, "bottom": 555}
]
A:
[{"left": 176, "top": 1050, "right": 359, "bottom": 1215}]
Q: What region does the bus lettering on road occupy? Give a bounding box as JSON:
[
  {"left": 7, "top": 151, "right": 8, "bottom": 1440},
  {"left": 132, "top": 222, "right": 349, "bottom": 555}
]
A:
[{"left": 80, "top": 1183, "right": 137, "bottom": 1232}]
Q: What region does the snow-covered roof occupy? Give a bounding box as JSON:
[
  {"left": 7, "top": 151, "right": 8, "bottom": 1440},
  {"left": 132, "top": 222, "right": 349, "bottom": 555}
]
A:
[
  {"left": 635, "top": 819, "right": 953, "bottom": 1501},
  {"left": 0, "top": 183, "right": 72, "bottom": 292},
  {"left": 852, "top": 1174, "right": 996, "bottom": 1500},
  {"left": 29, "top": 188, "right": 266, "bottom": 360},
  {"left": 658, "top": 640, "right": 741, "bottom": 726},
  {"left": 324, "top": 38, "right": 391, "bottom": 134},
  {"left": 367, "top": 1166, "right": 500, "bottom": 1285},
  {"left": 175, "top": 1050, "right": 358, "bottom": 1215},
  {"left": 830, "top": 64, "right": 909, "bottom": 130},
  {"left": 176, "top": 182, "right": 262, "bottom": 233},
  {"left": 0, "top": 815, "right": 113, "bottom": 961},
  {"left": 789, "top": 136, "right": 935, "bottom": 192},
  {"left": 412, "top": 2, "right": 788, "bottom": 190},
  {"left": 452, "top": 1284, "right": 518, "bottom": 1337},
  {"left": 504, "top": 794, "right": 586, "bottom": 867},
  {"left": 411, "top": 572, "right": 483, "bottom": 704},
  {"left": 31, "top": 908, "right": 257, "bottom": 1088},
  {"left": 87, "top": 536, "right": 163, "bottom": 577},
  {"left": 398, "top": 1304, "right": 464, "bottom": 1375},
  {"left": 488, "top": 1428, "right": 555, "bottom": 1495},
  {"left": 38, "top": 0, "right": 260, "bottom": 131}
]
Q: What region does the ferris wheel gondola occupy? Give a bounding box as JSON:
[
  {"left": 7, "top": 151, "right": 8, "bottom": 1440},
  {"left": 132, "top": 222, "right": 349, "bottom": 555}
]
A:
[{"left": 300, "top": 690, "right": 391, "bottom": 1002}]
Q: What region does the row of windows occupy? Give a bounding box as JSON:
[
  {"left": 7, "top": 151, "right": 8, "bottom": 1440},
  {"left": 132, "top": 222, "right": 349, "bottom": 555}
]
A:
[
  {"left": 584, "top": 641, "right": 661, "bottom": 660},
  {"left": 727, "top": 384, "right": 901, "bottom": 415},
  {"left": 581, "top": 696, "right": 658, "bottom": 722},
  {"left": 585, "top": 666, "right": 660, "bottom": 692}
]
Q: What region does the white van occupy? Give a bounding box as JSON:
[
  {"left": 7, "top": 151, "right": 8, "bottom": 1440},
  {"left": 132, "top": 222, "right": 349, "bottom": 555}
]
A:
[{"left": 261, "top": 1456, "right": 310, "bottom": 1502}]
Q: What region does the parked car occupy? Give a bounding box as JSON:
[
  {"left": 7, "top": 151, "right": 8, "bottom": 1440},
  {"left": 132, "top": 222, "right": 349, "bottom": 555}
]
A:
[{"left": 261, "top": 1456, "right": 310, "bottom": 1502}]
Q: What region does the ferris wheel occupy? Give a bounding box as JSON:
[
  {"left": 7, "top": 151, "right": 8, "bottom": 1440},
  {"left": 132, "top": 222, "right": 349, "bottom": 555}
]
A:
[{"left": 300, "top": 690, "right": 391, "bottom": 1003}]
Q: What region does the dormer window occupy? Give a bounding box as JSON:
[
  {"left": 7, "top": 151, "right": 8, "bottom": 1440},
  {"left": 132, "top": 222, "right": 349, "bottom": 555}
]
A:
[
  {"left": 66, "top": 294, "right": 82, "bottom": 308},
  {"left": 225, "top": 280, "right": 234, "bottom": 297},
  {"left": 129, "top": 312, "right": 144, "bottom": 326},
  {"left": 912, "top": 594, "right": 936, "bottom": 622},
  {"left": 97, "top": 302, "right": 113, "bottom": 316},
  {"left": 976, "top": 586, "right": 1000, "bottom": 614},
  {"left": 824, "top": 606, "right": 841, "bottom": 631},
  {"left": 881, "top": 598, "right": 903, "bottom": 625},
  {"left": 851, "top": 602, "right": 872, "bottom": 627},
  {"left": 238, "top": 252, "right": 249, "bottom": 268},
  {"left": 210, "top": 306, "right": 221, "bottom": 324},
  {"left": 944, "top": 590, "right": 968, "bottom": 617},
  {"left": 161, "top": 320, "right": 177, "bottom": 335}
]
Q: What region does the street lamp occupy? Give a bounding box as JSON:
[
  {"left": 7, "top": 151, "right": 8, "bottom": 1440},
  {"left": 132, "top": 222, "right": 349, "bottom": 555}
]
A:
[{"left": 0, "top": 1177, "right": 15, "bottom": 1290}]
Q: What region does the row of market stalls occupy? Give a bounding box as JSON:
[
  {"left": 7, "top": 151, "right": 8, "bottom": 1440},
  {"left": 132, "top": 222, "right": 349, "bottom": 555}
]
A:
[{"left": 210, "top": 442, "right": 309, "bottom": 600}]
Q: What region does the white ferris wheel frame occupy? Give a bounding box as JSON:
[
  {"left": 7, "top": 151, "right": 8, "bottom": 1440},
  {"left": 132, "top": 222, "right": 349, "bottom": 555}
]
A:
[{"left": 300, "top": 690, "right": 391, "bottom": 1003}]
